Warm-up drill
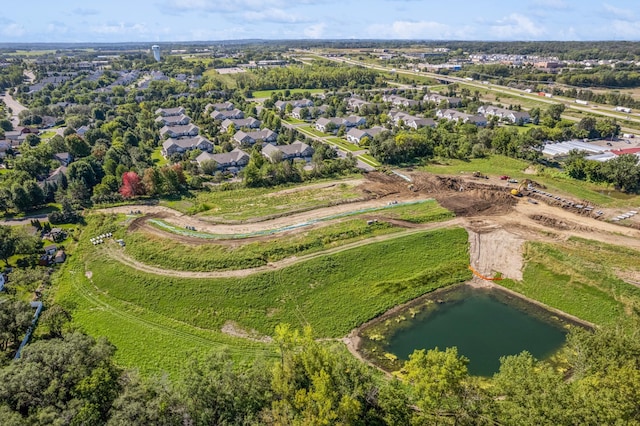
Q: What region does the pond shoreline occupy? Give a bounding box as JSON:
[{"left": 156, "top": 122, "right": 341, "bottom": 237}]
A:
[{"left": 343, "top": 279, "right": 594, "bottom": 373}]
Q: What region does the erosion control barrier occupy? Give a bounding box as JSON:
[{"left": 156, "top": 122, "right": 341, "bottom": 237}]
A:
[
  {"left": 468, "top": 265, "right": 503, "bottom": 281},
  {"left": 148, "top": 199, "right": 434, "bottom": 240}
]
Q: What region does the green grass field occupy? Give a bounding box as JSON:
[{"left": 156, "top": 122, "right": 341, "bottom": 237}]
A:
[
  {"left": 328, "top": 138, "right": 361, "bottom": 152},
  {"left": 422, "top": 155, "right": 640, "bottom": 207},
  {"left": 126, "top": 219, "right": 402, "bottom": 271},
  {"left": 500, "top": 238, "right": 640, "bottom": 327},
  {"left": 162, "top": 179, "right": 363, "bottom": 218},
  {"left": 358, "top": 154, "right": 381, "bottom": 167},
  {"left": 57, "top": 217, "right": 470, "bottom": 376},
  {"left": 251, "top": 88, "right": 325, "bottom": 98},
  {"left": 123, "top": 199, "right": 453, "bottom": 271},
  {"left": 151, "top": 147, "right": 169, "bottom": 167}
]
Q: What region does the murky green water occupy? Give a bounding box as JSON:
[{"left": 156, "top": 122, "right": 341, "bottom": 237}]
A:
[{"left": 361, "top": 285, "right": 574, "bottom": 376}]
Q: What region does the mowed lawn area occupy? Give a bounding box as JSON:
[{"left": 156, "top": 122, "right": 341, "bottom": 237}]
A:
[
  {"left": 422, "top": 155, "right": 640, "bottom": 207},
  {"left": 57, "top": 221, "right": 470, "bottom": 376},
  {"left": 251, "top": 88, "right": 325, "bottom": 98},
  {"left": 500, "top": 237, "right": 640, "bottom": 327}
]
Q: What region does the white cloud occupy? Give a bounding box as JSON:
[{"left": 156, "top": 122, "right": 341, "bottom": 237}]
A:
[
  {"left": 304, "top": 22, "right": 326, "bottom": 38},
  {"left": 1, "top": 22, "right": 26, "bottom": 38},
  {"left": 90, "top": 22, "right": 149, "bottom": 35},
  {"left": 368, "top": 20, "right": 471, "bottom": 39},
  {"left": 603, "top": 3, "right": 635, "bottom": 20},
  {"left": 609, "top": 19, "right": 640, "bottom": 39},
  {"left": 243, "top": 8, "right": 306, "bottom": 23},
  {"left": 72, "top": 8, "right": 99, "bottom": 16},
  {"left": 490, "top": 13, "right": 545, "bottom": 39}
]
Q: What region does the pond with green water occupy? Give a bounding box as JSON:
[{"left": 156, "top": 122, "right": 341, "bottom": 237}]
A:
[{"left": 358, "top": 284, "right": 582, "bottom": 376}]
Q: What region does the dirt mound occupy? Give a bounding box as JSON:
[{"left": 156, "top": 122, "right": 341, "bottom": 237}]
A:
[
  {"left": 436, "top": 189, "right": 516, "bottom": 217},
  {"left": 360, "top": 172, "right": 415, "bottom": 197},
  {"left": 529, "top": 214, "right": 593, "bottom": 232}
]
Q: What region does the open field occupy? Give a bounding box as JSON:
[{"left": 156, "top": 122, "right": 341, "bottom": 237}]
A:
[
  {"left": 422, "top": 155, "right": 640, "bottom": 208},
  {"left": 500, "top": 237, "right": 640, "bottom": 327},
  {"left": 161, "top": 178, "right": 364, "bottom": 218},
  {"left": 57, "top": 216, "right": 470, "bottom": 375},
  {"left": 120, "top": 199, "right": 453, "bottom": 271},
  {"left": 58, "top": 170, "right": 640, "bottom": 378}
]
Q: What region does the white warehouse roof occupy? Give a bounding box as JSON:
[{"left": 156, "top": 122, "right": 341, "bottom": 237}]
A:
[{"left": 542, "top": 140, "right": 607, "bottom": 157}]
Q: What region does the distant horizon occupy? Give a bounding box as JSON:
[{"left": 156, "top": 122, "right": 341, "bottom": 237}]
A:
[{"left": 1, "top": 0, "right": 639, "bottom": 43}]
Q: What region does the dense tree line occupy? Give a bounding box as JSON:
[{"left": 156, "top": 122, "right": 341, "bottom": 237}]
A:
[
  {"left": 244, "top": 63, "right": 384, "bottom": 91},
  {"left": 2, "top": 323, "right": 640, "bottom": 425}
]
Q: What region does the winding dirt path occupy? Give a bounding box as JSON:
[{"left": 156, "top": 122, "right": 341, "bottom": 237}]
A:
[{"left": 104, "top": 218, "right": 464, "bottom": 278}]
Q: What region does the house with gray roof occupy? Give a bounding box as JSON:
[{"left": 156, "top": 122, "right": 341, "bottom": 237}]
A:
[
  {"left": 162, "top": 136, "right": 213, "bottom": 157},
  {"left": 382, "top": 94, "right": 420, "bottom": 108},
  {"left": 155, "top": 114, "right": 191, "bottom": 126},
  {"left": 211, "top": 109, "right": 244, "bottom": 121},
  {"left": 315, "top": 116, "right": 366, "bottom": 133},
  {"left": 477, "top": 105, "right": 530, "bottom": 124},
  {"left": 437, "top": 109, "right": 487, "bottom": 126},
  {"left": 275, "top": 99, "right": 314, "bottom": 112},
  {"left": 206, "top": 101, "right": 235, "bottom": 111},
  {"left": 346, "top": 97, "right": 371, "bottom": 111},
  {"left": 346, "top": 127, "right": 385, "bottom": 144},
  {"left": 196, "top": 148, "right": 249, "bottom": 172},
  {"left": 233, "top": 129, "right": 278, "bottom": 146},
  {"left": 262, "top": 141, "right": 314, "bottom": 162},
  {"left": 221, "top": 117, "right": 261, "bottom": 132},
  {"left": 423, "top": 93, "right": 462, "bottom": 107},
  {"left": 155, "top": 107, "right": 185, "bottom": 117},
  {"left": 160, "top": 124, "right": 200, "bottom": 139}
]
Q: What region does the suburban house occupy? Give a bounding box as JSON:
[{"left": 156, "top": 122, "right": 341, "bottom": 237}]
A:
[
  {"left": 233, "top": 129, "right": 278, "bottom": 146},
  {"left": 262, "top": 140, "right": 314, "bottom": 162},
  {"left": 155, "top": 107, "right": 185, "bottom": 117},
  {"left": 155, "top": 114, "right": 191, "bottom": 126},
  {"left": 53, "top": 152, "right": 73, "bottom": 166},
  {"left": 346, "top": 97, "right": 371, "bottom": 111},
  {"left": 196, "top": 148, "right": 250, "bottom": 172},
  {"left": 436, "top": 109, "right": 487, "bottom": 126},
  {"left": 477, "top": 105, "right": 531, "bottom": 124},
  {"left": 54, "top": 250, "right": 66, "bottom": 264},
  {"left": 44, "top": 244, "right": 57, "bottom": 256},
  {"left": 220, "top": 117, "right": 261, "bottom": 132},
  {"left": 346, "top": 127, "right": 385, "bottom": 144},
  {"left": 315, "top": 115, "right": 366, "bottom": 133},
  {"left": 160, "top": 124, "right": 199, "bottom": 139},
  {"left": 274, "top": 99, "right": 314, "bottom": 112},
  {"left": 211, "top": 109, "right": 244, "bottom": 121},
  {"left": 162, "top": 136, "right": 213, "bottom": 157},
  {"left": 388, "top": 110, "right": 435, "bottom": 129},
  {"left": 382, "top": 94, "right": 420, "bottom": 108},
  {"left": 405, "top": 117, "right": 436, "bottom": 129},
  {"left": 206, "top": 101, "right": 234, "bottom": 111},
  {"left": 43, "top": 166, "right": 68, "bottom": 188},
  {"left": 423, "top": 93, "right": 463, "bottom": 107},
  {"left": 76, "top": 125, "right": 90, "bottom": 137}
]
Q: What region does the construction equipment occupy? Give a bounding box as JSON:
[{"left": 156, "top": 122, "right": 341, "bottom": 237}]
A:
[
  {"left": 510, "top": 179, "right": 533, "bottom": 197},
  {"left": 472, "top": 171, "right": 488, "bottom": 179}
]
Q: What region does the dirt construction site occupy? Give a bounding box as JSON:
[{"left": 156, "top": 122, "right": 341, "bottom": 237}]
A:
[{"left": 98, "top": 171, "right": 640, "bottom": 287}]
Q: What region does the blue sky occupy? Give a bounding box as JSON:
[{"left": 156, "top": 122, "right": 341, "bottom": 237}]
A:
[{"left": 1, "top": 0, "right": 639, "bottom": 43}]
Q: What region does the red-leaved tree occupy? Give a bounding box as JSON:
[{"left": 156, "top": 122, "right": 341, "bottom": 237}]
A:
[{"left": 119, "top": 171, "right": 145, "bottom": 198}]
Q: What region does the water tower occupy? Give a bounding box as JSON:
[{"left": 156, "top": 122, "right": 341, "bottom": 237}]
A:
[{"left": 151, "top": 45, "right": 161, "bottom": 62}]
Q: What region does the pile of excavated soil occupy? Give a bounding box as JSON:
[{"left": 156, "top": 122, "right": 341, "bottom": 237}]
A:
[
  {"left": 529, "top": 214, "right": 593, "bottom": 232},
  {"left": 435, "top": 189, "right": 517, "bottom": 217}
]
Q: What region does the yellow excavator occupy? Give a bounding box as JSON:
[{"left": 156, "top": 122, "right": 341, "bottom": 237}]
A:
[{"left": 510, "top": 179, "right": 533, "bottom": 197}]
